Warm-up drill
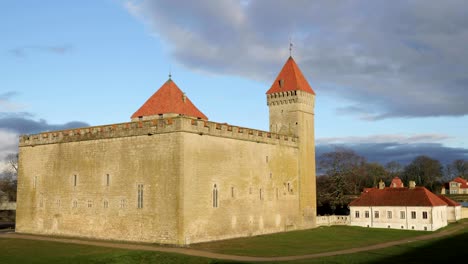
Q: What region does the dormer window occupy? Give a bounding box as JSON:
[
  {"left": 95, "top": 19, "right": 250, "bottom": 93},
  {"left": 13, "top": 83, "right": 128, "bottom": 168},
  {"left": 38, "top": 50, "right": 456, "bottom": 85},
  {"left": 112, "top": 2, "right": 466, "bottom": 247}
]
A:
[{"left": 278, "top": 79, "right": 284, "bottom": 88}]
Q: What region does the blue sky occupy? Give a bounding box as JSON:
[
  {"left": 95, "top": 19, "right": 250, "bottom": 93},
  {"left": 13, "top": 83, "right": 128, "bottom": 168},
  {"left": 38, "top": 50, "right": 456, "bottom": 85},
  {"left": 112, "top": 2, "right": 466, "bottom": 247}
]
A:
[{"left": 1, "top": 0, "right": 468, "bottom": 167}]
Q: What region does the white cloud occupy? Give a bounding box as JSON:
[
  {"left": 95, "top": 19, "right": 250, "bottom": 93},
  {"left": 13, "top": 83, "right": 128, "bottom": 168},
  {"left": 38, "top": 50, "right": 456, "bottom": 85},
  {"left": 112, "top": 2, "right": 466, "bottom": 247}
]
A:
[
  {"left": 124, "top": 0, "right": 468, "bottom": 119},
  {"left": 0, "top": 129, "right": 19, "bottom": 164}
]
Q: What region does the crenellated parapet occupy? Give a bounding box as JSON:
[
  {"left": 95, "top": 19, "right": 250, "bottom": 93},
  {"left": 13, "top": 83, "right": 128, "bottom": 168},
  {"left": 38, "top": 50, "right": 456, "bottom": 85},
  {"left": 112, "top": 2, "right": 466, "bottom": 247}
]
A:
[
  {"left": 266, "top": 90, "right": 314, "bottom": 107},
  {"left": 19, "top": 117, "right": 298, "bottom": 148}
]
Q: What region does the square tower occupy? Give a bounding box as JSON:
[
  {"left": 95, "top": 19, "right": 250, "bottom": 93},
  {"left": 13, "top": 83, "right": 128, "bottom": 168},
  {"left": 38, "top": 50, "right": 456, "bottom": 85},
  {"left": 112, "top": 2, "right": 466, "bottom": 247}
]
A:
[{"left": 267, "top": 56, "right": 317, "bottom": 227}]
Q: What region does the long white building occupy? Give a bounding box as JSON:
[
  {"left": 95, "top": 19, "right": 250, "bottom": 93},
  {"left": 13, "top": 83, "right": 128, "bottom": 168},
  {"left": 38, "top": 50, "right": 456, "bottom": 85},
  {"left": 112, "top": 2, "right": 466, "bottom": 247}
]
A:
[{"left": 349, "top": 178, "right": 460, "bottom": 231}]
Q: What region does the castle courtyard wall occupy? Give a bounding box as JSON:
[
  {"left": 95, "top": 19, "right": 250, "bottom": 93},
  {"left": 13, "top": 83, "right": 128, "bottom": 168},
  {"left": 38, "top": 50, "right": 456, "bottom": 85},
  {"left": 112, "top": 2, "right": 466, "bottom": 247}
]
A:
[{"left": 16, "top": 132, "right": 183, "bottom": 244}]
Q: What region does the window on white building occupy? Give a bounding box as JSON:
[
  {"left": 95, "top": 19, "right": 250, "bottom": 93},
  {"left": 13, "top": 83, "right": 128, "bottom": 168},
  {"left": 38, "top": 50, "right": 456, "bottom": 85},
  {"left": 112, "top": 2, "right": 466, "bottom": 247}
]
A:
[
  {"left": 355, "top": 211, "right": 360, "bottom": 218},
  {"left": 374, "top": 211, "right": 379, "bottom": 218},
  {"left": 400, "top": 211, "right": 405, "bottom": 219},
  {"left": 422, "top": 211, "right": 428, "bottom": 219},
  {"left": 365, "top": 211, "right": 370, "bottom": 218},
  {"left": 411, "top": 211, "right": 416, "bottom": 219},
  {"left": 387, "top": 211, "right": 392, "bottom": 219}
]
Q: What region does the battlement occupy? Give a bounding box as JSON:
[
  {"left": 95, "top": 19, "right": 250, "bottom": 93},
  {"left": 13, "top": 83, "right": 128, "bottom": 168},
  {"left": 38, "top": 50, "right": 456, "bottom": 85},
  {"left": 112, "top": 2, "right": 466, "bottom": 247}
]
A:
[
  {"left": 266, "top": 90, "right": 314, "bottom": 107},
  {"left": 19, "top": 117, "right": 298, "bottom": 148}
]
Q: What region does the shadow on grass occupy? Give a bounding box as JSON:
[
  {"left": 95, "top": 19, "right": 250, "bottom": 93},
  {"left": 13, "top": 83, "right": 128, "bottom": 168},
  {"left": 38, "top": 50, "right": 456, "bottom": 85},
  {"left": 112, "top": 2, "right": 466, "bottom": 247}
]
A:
[{"left": 367, "top": 231, "right": 468, "bottom": 264}]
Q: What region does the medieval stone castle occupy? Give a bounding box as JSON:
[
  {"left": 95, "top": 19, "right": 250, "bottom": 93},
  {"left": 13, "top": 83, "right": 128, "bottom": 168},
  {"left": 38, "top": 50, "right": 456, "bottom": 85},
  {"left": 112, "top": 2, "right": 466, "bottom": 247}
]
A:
[{"left": 16, "top": 56, "right": 317, "bottom": 245}]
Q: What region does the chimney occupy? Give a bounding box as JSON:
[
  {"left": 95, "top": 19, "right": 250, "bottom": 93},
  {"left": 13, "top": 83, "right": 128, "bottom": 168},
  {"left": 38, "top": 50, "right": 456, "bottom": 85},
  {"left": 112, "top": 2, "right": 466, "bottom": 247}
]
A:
[
  {"left": 182, "top": 93, "right": 187, "bottom": 103},
  {"left": 378, "top": 180, "right": 385, "bottom": 189},
  {"left": 409, "top": 181, "right": 416, "bottom": 189}
]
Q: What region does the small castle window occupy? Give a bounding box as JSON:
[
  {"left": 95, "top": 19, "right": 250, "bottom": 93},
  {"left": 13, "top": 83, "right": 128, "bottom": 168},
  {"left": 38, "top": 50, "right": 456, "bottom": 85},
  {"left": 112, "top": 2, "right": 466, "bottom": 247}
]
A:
[
  {"left": 231, "top": 187, "right": 235, "bottom": 198},
  {"left": 73, "top": 175, "right": 77, "bottom": 187},
  {"left": 104, "top": 200, "right": 109, "bottom": 208},
  {"left": 33, "top": 176, "right": 38, "bottom": 189},
  {"left": 259, "top": 188, "right": 263, "bottom": 200},
  {"left": 56, "top": 199, "right": 61, "bottom": 208},
  {"left": 120, "top": 199, "right": 126, "bottom": 208},
  {"left": 72, "top": 200, "right": 78, "bottom": 208},
  {"left": 106, "top": 174, "right": 110, "bottom": 186},
  {"left": 87, "top": 200, "right": 93, "bottom": 208},
  {"left": 137, "top": 184, "right": 144, "bottom": 209},
  {"left": 213, "top": 184, "right": 218, "bottom": 208}
]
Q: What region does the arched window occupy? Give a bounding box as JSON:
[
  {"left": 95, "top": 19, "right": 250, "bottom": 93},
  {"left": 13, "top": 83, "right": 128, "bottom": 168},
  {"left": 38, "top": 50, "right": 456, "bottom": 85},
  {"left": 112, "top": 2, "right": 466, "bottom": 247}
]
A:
[{"left": 212, "top": 184, "right": 218, "bottom": 208}]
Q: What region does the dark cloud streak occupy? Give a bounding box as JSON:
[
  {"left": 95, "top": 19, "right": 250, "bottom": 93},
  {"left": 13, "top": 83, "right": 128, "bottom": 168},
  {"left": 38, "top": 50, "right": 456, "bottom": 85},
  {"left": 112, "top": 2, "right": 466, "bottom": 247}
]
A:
[
  {"left": 0, "top": 116, "right": 89, "bottom": 135},
  {"left": 317, "top": 143, "right": 468, "bottom": 166}
]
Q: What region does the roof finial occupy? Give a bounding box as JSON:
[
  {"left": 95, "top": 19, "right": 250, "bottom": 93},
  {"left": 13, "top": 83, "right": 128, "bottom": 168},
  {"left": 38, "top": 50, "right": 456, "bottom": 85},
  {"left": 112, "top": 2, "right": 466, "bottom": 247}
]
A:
[
  {"left": 168, "top": 64, "right": 172, "bottom": 80},
  {"left": 289, "top": 37, "right": 293, "bottom": 57}
]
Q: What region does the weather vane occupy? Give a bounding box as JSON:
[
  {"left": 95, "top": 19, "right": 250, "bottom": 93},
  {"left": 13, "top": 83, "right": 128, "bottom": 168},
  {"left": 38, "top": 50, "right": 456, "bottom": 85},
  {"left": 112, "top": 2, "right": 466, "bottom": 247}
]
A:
[{"left": 289, "top": 37, "right": 293, "bottom": 57}]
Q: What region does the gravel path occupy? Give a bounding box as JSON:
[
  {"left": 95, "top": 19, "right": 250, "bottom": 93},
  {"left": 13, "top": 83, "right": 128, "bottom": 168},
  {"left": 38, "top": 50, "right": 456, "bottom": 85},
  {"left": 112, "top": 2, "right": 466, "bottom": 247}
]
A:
[{"left": 1, "top": 223, "right": 466, "bottom": 262}]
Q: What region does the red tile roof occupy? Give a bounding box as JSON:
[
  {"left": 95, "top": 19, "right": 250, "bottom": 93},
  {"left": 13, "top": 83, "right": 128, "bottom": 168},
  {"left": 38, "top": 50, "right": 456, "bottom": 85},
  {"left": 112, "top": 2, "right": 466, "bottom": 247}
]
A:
[
  {"left": 437, "top": 195, "right": 461, "bottom": 207},
  {"left": 452, "top": 177, "right": 468, "bottom": 189},
  {"left": 266, "top": 57, "right": 315, "bottom": 95},
  {"left": 349, "top": 187, "right": 448, "bottom": 207},
  {"left": 131, "top": 79, "right": 208, "bottom": 120},
  {"left": 390, "top": 177, "right": 404, "bottom": 188}
]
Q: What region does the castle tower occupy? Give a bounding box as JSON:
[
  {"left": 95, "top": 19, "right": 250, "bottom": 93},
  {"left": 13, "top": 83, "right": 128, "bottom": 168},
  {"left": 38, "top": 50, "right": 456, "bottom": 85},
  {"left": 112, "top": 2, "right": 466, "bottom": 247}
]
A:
[{"left": 266, "top": 56, "right": 316, "bottom": 227}]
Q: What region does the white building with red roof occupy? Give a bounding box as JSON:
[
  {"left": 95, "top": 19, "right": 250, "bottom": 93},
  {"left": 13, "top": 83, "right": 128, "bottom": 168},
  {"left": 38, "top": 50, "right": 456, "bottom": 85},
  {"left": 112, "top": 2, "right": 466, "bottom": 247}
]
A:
[
  {"left": 349, "top": 178, "right": 461, "bottom": 231},
  {"left": 442, "top": 177, "right": 468, "bottom": 194}
]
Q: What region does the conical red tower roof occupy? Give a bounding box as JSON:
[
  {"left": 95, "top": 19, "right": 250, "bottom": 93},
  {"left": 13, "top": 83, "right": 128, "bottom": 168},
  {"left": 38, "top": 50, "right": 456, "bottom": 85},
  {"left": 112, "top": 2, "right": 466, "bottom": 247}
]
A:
[
  {"left": 266, "top": 57, "right": 315, "bottom": 95},
  {"left": 131, "top": 79, "right": 208, "bottom": 120}
]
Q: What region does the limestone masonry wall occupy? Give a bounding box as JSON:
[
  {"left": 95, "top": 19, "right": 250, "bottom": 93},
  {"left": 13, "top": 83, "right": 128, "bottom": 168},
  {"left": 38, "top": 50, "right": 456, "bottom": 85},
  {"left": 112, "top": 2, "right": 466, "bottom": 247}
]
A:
[{"left": 19, "top": 117, "right": 298, "bottom": 148}]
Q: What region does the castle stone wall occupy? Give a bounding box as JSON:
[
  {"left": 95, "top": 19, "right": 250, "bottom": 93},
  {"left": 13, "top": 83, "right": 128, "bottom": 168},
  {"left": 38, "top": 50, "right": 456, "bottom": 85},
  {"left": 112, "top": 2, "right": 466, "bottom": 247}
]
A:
[
  {"left": 16, "top": 132, "right": 183, "bottom": 244},
  {"left": 181, "top": 132, "right": 300, "bottom": 244}
]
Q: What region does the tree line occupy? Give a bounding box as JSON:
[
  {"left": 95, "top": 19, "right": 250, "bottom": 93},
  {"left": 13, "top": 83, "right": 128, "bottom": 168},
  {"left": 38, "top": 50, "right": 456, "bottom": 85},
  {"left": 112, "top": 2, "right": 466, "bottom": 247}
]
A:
[{"left": 316, "top": 148, "right": 467, "bottom": 215}]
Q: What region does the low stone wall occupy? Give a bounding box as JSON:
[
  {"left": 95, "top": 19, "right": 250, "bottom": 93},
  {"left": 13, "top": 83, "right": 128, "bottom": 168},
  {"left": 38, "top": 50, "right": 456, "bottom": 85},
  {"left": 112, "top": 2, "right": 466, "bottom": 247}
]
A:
[
  {"left": 316, "top": 215, "right": 350, "bottom": 226},
  {"left": 0, "top": 201, "right": 16, "bottom": 210},
  {"left": 461, "top": 207, "right": 468, "bottom": 219}
]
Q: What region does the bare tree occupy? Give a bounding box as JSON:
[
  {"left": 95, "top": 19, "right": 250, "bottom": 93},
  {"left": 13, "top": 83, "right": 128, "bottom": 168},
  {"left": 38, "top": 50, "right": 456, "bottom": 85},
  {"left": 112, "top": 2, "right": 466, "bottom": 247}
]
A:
[
  {"left": 318, "top": 148, "right": 366, "bottom": 211},
  {"left": 452, "top": 159, "right": 468, "bottom": 178},
  {"left": 402, "top": 155, "right": 442, "bottom": 191},
  {"left": 5, "top": 153, "right": 18, "bottom": 174}
]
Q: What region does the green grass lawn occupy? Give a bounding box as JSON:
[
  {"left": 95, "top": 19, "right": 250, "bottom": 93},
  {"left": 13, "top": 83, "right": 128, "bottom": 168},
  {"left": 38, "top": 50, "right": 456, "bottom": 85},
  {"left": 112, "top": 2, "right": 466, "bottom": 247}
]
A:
[
  {"left": 0, "top": 238, "right": 218, "bottom": 264},
  {"left": 0, "top": 221, "right": 466, "bottom": 264},
  {"left": 285, "top": 221, "right": 468, "bottom": 264},
  {"left": 190, "top": 225, "right": 429, "bottom": 257}
]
